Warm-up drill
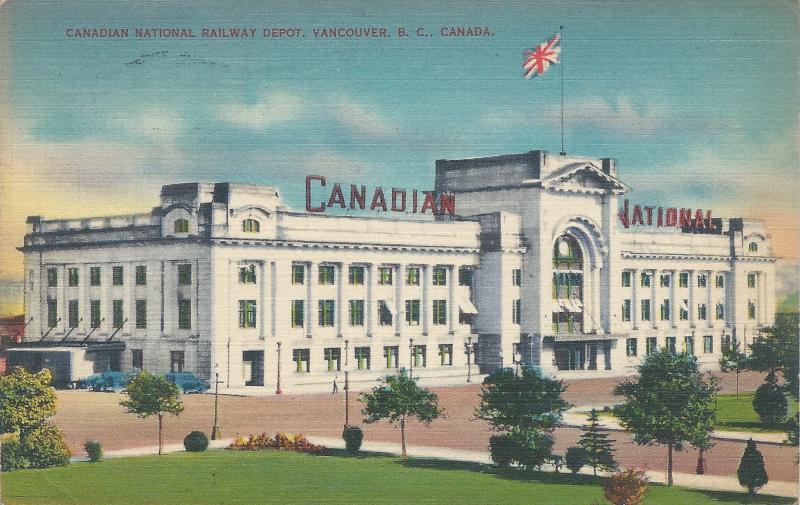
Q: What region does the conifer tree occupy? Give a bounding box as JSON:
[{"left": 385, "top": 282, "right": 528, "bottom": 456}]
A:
[
  {"left": 737, "top": 438, "right": 768, "bottom": 495},
  {"left": 578, "top": 408, "right": 617, "bottom": 476}
]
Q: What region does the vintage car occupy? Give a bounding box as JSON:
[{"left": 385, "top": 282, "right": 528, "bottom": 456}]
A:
[
  {"left": 165, "top": 372, "right": 210, "bottom": 394},
  {"left": 83, "top": 371, "right": 131, "bottom": 392}
]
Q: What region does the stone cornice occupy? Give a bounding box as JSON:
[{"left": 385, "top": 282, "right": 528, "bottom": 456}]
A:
[{"left": 621, "top": 251, "right": 778, "bottom": 263}]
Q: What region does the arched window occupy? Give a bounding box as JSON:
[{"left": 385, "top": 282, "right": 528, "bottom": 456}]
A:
[
  {"left": 552, "top": 235, "right": 582, "bottom": 269},
  {"left": 174, "top": 218, "right": 189, "bottom": 233},
  {"left": 242, "top": 219, "right": 260, "bottom": 233},
  {"left": 748, "top": 242, "right": 758, "bottom": 252}
]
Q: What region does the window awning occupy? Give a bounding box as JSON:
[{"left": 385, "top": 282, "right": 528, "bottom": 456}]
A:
[
  {"left": 553, "top": 299, "right": 583, "bottom": 313},
  {"left": 382, "top": 300, "right": 396, "bottom": 315},
  {"left": 459, "top": 298, "right": 478, "bottom": 314}
]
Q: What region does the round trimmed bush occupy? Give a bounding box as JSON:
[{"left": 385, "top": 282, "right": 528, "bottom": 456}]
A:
[
  {"left": 753, "top": 375, "right": 788, "bottom": 427},
  {"left": 342, "top": 425, "right": 363, "bottom": 453},
  {"left": 183, "top": 431, "right": 209, "bottom": 452},
  {"left": 84, "top": 440, "right": 103, "bottom": 462},
  {"left": 565, "top": 446, "right": 588, "bottom": 474}
]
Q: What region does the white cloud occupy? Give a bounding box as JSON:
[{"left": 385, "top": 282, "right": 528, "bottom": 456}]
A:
[
  {"left": 330, "top": 96, "right": 398, "bottom": 139},
  {"left": 216, "top": 91, "right": 305, "bottom": 129}
]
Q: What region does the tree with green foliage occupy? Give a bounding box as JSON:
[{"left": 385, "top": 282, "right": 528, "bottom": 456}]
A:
[
  {"left": 752, "top": 371, "right": 788, "bottom": 428},
  {"left": 719, "top": 339, "right": 749, "bottom": 399},
  {"left": 614, "top": 349, "right": 718, "bottom": 486},
  {"left": 578, "top": 409, "right": 617, "bottom": 476},
  {"left": 476, "top": 366, "right": 571, "bottom": 471},
  {"left": 360, "top": 371, "right": 442, "bottom": 457},
  {"left": 748, "top": 313, "right": 799, "bottom": 398},
  {"left": 0, "top": 367, "right": 71, "bottom": 471},
  {"left": 564, "top": 446, "right": 588, "bottom": 474},
  {"left": 120, "top": 371, "right": 184, "bottom": 455},
  {"left": 737, "top": 438, "right": 768, "bottom": 495}
]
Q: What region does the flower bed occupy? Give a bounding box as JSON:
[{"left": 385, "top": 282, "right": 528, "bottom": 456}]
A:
[{"left": 228, "top": 432, "right": 327, "bottom": 454}]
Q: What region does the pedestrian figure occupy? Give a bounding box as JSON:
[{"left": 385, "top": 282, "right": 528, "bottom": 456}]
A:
[{"left": 332, "top": 376, "right": 338, "bottom": 394}]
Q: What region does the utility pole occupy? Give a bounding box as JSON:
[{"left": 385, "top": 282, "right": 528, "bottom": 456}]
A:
[
  {"left": 275, "top": 342, "right": 282, "bottom": 395},
  {"left": 211, "top": 371, "right": 223, "bottom": 440}
]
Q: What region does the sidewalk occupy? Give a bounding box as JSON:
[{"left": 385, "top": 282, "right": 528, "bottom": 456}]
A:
[
  {"left": 563, "top": 409, "right": 788, "bottom": 445},
  {"left": 76, "top": 435, "right": 798, "bottom": 499}
]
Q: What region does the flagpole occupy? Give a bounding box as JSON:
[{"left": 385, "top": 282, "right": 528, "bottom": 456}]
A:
[{"left": 559, "top": 25, "right": 565, "bottom": 156}]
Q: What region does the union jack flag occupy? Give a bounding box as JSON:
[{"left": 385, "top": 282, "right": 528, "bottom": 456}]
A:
[{"left": 523, "top": 33, "right": 560, "bottom": 79}]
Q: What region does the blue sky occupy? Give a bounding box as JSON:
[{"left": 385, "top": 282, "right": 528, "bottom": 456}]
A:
[{"left": 1, "top": 0, "right": 798, "bottom": 314}]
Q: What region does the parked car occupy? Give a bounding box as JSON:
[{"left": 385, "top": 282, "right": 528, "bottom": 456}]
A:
[
  {"left": 83, "top": 371, "right": 131, "bottom": 392},
  {"left": 165, "top": 372, "right": 210, "bottom": 394}
]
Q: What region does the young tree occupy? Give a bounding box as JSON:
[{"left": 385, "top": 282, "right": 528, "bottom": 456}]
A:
[
  {"left": 737, "top": 438, "right": 768, "bottom": 495},
  {"left": 360, "top": 371, "right": 442, "bottom": 457},
  {"left": 120, "top": 371, "right": 184, "bottom": 455},
  {"left": 749, "top": 313, "right": 799, "bottom": 398},
  {"left": 564, "top": 446, "right": 588, "bottom": 474},
  {"left": 752, "top": 371, "right": 788, "bottom": 428},
  {"left": 719, "top": 339, "right": 748, "bottom": 399},
  {"left": 603, "top": 469, "right": 648, "bottom": 505},
  {"left": 578, "top": 409, "right": 617, "bottom": 476},
  {"left": 476, "top": 366, "right": 571, "bottom": 471},
  {"left": 614, "top": 349, "right": 718, "bottom": 486}
]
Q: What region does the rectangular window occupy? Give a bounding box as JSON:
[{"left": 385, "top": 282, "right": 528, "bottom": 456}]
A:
[
  {"left": 666, "top": 336, "right": 677, "bottom": 354},
  {"left": 715, "top": 275, "right": 725, "bottom": 288},
  {"left": 406, "top": 267, "right": 420, "bottom": 286},
  {"left": 748, "top": 300, "right": 756, "bottom": 320},
  {"left": 621, "top": 299, "right": 631, "bottom": 322},
  {"left": 621, "top": 271, "right": 631, "bottom": 287},
  {"left": 293, "top": 349, "right": 310, "bottom": 373},
  {"left": 512, "top": 299, "right": 521, "bottom": 324},
  {"left": 512, "top": 269, "right": 522, "bottom": 287},
  {"left": 178, "top": 299, "right": 191, "bottom": 329},
  {"left": 291, "top": 264, "right": 305, "bottom": 285},
  {"left": 685, "top": 336, "right": 695, "bottom": 356},
  {"left": 348, "top": 266, "right": 364, "bottom": 285},
  {"left": 660, "top": 300, "right": 671, "bottom": 321},
  {"left": 378, "top": 267, "right": 393, "bottom": 286},
  {"left": 68, "top": 300, "right": 79, "bottom": 328},
  {"left": 722, "top": 335, "right": 732, "bottom": 352},
  {"left": 641, "top": 299, "right": 651, "bottom": 321},
  {"left": 68, "top": 268, "right": 79, "bottom": 287},
  {"left": 170, "top": 351, "right": 185, "bottom": 372},
  {"left": 660, "top": 274, "right": 671, "bottom": 287},
  {"left": 679, "top": 300, "right": 689, "bottom": 321},
  {"left": 177, "top": 264, "right": 192, "bottom": 285},
  {"left": 291, "top": 300, "right": 305, "bottom": 328},
  {"left": 349, "top": 300, "right": 365, "bottom": 326},
  {"left": 131, "top": 349, "right": 143, "bottom": 370},
  {"left": 135, "top": 265, "right": 147, "bottom": 286},
  {"left": 47, "top": 268, "right": 58, "bottom": 287},
  {"left": 239, "top": 300, "right": 257, "bottom": 328},
  {"left": 432, "top": 267, "right": 447, "bottom": 286},
  {"left": 378, "top": 300, "right": 393, "bottom": 326},
  {"left": 715, "top": 303, "right": 725, "bottom": 320},
  {"left": 90, "top": 300, "right": 101, "bottom": 328},
  {"left": 384, "top": 346, "right": 399, "bottom": 369},
  {"left": 747, "top": 273, "right": 757, "bottom": 288},
  {"left": 355, "top": 347, "right": 371, "bottom": 370},
  {"left": 646, "top": 337, "right": 657, "bottom": 354},
  {"left": 703, "top": 335, "right": 713, "bottom": 354},
  {"left": 112, "top": 299, "right": 124, "bottom": 329},
  {"left": 640, "top": 273, "right": 651, "bottom": 288},
  {"left": 324, "top": 347, "right": 341, "bottom": 372},
  {"left": 112, "top": 266, "right": 124, "bottom": 286},
  {"left": 679, "top": 272, "right": 689, "bottom": 288},
  {"left": 405, "top": 299, "right": 420, "bottom": 325},
  {"left": 318, "top": 265, "right": 335, "bottom": 285},
  {"left": 458, "top": 267, "right": 473, "bottom": 286},
  {"left": 626, "top": 338, "right": 637, "bottom": 357},
  {"left": 318, "top": 300, "right": 335, "bottom": 326},
  {"left": 90, "top": 267, "right": 101, "bottom": 286},
  {"left": 697, "top": 304, "right": 707, "bottom": 321},
  {"left": 238, "top": 266, "right": 256, "bottom": 284},
  {"left": 413, "top": 345, "right": 427, "bottom": 367},
  {"left": 697, "top": 275, "right": 707, "bottom": 288},
  {"left": 439, "top": 344, "right": 453, "bottom": 366},
  {"left": 135, "top": 300, "right": 147, "bottom": 329},
  {"left": 432, "top": 299, "right": 447, "bottom": 325}
]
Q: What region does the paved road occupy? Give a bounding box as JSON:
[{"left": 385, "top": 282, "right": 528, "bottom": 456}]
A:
[{"left": 52, "top": 371, "right": 797, "bottom": 485}]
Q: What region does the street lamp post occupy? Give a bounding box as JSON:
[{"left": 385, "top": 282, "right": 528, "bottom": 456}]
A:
[
  {"left": 465, "top": 336, "right": 472, "bottom": 383},
  {"left": 211, "top": 371, "right": 223, "bottom": 440},
  {"left": 408, "top": 338, "right": 414, "bottom": 379},
  {"left": 275, "top": 342, "right": 282, "bottom": 395}
]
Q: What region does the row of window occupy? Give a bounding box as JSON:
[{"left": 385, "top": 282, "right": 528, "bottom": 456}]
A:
[
  {"left": 47, "top": 298, "right": 191, "bottom": 330},
  {"left": 292, "top": 343, "right": 474, "bottom": 372},
  {"left": 620, "top": 298, "right": 757, "bottom": 322},
  {"left": 625, "top": 334, "right": 730, "bottom": 357},
  {"left": 286, "top": 264, "right": 471, "bottom": 287},
  {"left": 287, "top": 299, "right": 457, "bottom": 328},
  {"left": 45, "top": 265, "right": 192, "bottom": 288},
  {"left": 174, "top": 218, "right": 261, "bottom": 234},
  {"left": 128, "top": 349, "right": 185, "bottom": 372},
  {"left": 621, "top": 271, "right": 759, "bottom": 289}
]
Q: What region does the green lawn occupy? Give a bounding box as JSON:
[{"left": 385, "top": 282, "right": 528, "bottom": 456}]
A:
[
  {"left": 1, "top": 450, "right": 793, "bottom": 505},
  {"left": 714, "top": 392, "right": 798, "bottom": 433}
]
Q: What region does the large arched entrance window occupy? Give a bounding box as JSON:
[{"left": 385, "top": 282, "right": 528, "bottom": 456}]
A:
[{"left": 552, "top": 234, "right": 589, "bottom": 370}]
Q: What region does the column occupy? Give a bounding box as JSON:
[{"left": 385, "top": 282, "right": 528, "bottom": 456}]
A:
[
  {"left": 337, "top": 262, "right": 347, "bottom": 337},
  {"left": 78, "top": 264, "right": 86, "bottom": 334},
  {"left": 631, "top": 269, "right": 639, "bottom": 329},
  {"left": 422, "top": 265, "right": 433, "bottom": 336},
  {"left": 306, "top": 260, "right": 316, "bottom": 337},
  {"left": 651, "top": 269, "right": 659, "bottom": 329},
  {"left": 259, "top": 261, "right": 268, "bottom": 340},
  {"left": 366, "top": 263, "right": 375, "bottom": 337},
  {"left": 706, "top": 270, "right": 714, "bottom": 328},
  {"left": 688, "top": 271, "right": 695, "bottom": 327},
  {"left": 448, "top": 265, "right": 456, "bottom": 334},
  {"left": 395, "top": 263, "right": 406, "bottom": 336},
  {"left": 669, "top": 270, "right": 676, "bottom": 328}
]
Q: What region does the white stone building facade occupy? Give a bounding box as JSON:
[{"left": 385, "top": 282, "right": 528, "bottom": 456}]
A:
[{"left": 14, "top": 150, "right": 776, "bottom": 392}]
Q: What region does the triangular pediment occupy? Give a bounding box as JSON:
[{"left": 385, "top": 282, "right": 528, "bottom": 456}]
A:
[{"left": 543, "top": 162, "right": 628, "bottom": 194}]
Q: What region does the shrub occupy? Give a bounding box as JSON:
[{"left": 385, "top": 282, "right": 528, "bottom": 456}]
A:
[
  {"left": 0, "top": 433, "right": 28, "bottom": 471},
  {"left": 786, "top": 413, "right": 798, "bottom": 446},
  {"left": 184, "top": 431, "right": 209, "bottom": 452},
  {"left": 565, "top": 446, "right": 588, "bottom": 474},
  {"left": 20, "top": 423, "right": 71, "bottom": 469},
  {"left": 753, "top": 374, "right": 788, "bottom": 427},
  {"left": 84, "top": 440, "right": 103, "bottom": 462},
  {"left": 738, "top": 439, "right": 768, "bottom": 495},
  {"left": 228, "top": 432, "right": 326, "bottom": 454},
  {"left": 549, "top": 454, "right": 564, "bottom": 473},
  {"left": 342, "top": 425, "right": 363, "bottom": 453},
  {"left": 489, "top": 434, "right": 516, "bottom": 467},
  {"left": 603, "top": 469, "right": 648, "bottom": 505}
]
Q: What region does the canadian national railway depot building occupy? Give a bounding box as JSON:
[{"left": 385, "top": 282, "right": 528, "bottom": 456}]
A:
[{"left": 11, "top": 150, "right": 776, "bottom": 392}]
